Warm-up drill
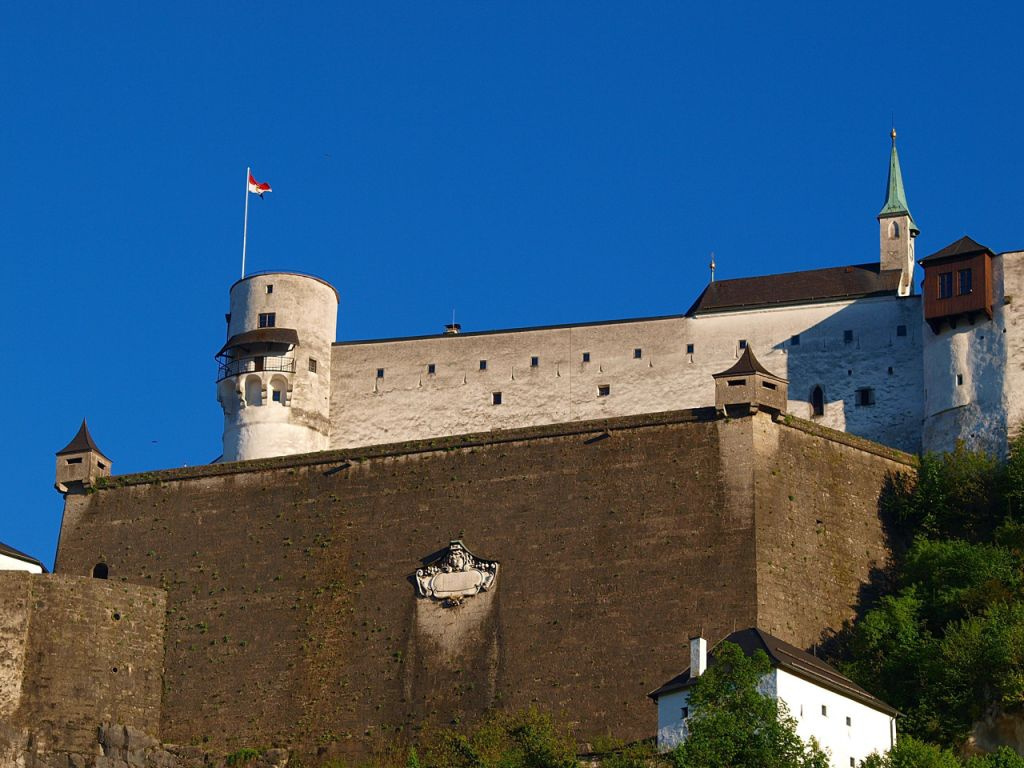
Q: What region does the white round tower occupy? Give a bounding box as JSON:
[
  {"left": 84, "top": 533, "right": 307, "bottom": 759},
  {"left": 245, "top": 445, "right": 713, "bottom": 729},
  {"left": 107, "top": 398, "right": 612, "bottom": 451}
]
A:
[{"left": 216, "top": 272, "right": 338, "bottom": 461}]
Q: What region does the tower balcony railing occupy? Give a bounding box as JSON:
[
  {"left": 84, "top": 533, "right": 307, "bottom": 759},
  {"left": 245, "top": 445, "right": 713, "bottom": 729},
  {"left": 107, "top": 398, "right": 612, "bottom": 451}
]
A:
[{"left": 217, "top": 355, "right": 295, "bottom": 382}]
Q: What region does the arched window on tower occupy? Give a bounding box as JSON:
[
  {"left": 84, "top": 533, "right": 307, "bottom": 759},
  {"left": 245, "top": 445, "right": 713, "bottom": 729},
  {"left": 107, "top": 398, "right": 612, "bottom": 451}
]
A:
[
  {"left": 889, "top": 220, "right": 900, "bottom": 239},
  {"left": 92, "top": 563, "right": 109, "bottom": 579},
  {"left": 811, "top": 386, "right": 825, "bottom": 417},
  {"left": 269, "top": 375, "right": 288, "bottom": 406},
  {"left": 245, "top": 375, "right": 263, "bottom": 406}
]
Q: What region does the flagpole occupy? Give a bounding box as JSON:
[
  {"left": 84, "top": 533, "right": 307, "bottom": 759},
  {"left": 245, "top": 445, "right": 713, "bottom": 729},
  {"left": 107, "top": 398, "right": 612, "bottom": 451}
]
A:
[{"left": 241, "top": 166, "right": 250, "bottom": 279}]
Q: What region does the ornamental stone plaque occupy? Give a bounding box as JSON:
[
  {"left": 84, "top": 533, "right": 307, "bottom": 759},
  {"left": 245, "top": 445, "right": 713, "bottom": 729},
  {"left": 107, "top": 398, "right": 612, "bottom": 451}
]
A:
[{"left": 414, "top": 540, "right": 498, "bottom": 606}]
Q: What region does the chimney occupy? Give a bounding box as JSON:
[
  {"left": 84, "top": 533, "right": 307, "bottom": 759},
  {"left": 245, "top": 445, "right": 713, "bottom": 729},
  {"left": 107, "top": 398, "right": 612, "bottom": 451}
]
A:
[
  {"left": 444, "top": 323, "right": 462, "bottom": 335},
  {"left": 689, "top": 635, "right": 708, "bottom": 678}
]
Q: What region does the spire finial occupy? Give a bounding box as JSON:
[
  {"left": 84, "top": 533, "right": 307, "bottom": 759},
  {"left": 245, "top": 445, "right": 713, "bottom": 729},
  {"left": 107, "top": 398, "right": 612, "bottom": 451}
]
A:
[
  {"left": 891, "top": 127, "right": 897, "bottom": 143},
  {"left": 709, "top": 252, "right": 716, "bottom": 283}
]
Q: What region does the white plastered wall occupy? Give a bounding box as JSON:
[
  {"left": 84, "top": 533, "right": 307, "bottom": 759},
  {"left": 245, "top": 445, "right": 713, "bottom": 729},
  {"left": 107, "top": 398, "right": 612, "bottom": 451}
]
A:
[
  {"left": 329, "top": 295, "right": 923, "bottom": 453},
  {"left": 922, "top": 252, "right": 1024, "bottom": 457},
  {"left": 0, "top": 554, "right": 42, "bottom": 574},
  {"left": 655, "top": 670, "right": 896, "bottom": 768}
]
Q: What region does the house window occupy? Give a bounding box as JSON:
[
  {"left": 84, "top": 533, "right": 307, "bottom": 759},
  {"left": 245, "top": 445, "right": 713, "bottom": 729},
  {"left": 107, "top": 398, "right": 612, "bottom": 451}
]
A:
[
  {"left": 738, "top": 340, "right": 747, "bottom": 350},
  {"left": 811, "top": 386, "right": 825, "bottom": 417},
  {"left": 957, "top": 373, "right": 964, "bottom": 386},
  {"left": 821, "top": 705, "right": 827, "bottom": 717},
  {"left": 856, "top": 387, "right": 875, "bottom": 406},
  {"left": 376, "top": 368, "right": 385, "bottom": 379},
  {"left": 492, "top": 392, "right": 502, "bottom": 405},
  {"left": 938, "top": 272, "right": 954, "bottom": 299},
  {"left": 959, "top": 268, "right": 973, "bottom": 295},
  {"left": 598, "top": 385, "right": 610, "bottom": 397},
  {"left": 427, "top": 363, "right": 436, "bottom": 375},
  {"left": 790, "top": 334, "right": 800, "bottom": 346},
  {"left": 308, "top": 358, "right": 318, "bottom": 373},
  {"left": 265, "top": 285, "right": 273, "bottom": 294},
  {"left": 92, "top": 563, "right": 108, "bottom": 579},
  {"left": 258, "top": 312, "right": 276, "bottom": 328},
  {"left": 66, "top": 457, "right": 83, "bottom": 465},
  {"left": 686, "top": 343, "right": 694, "bottom": 354},
  {"left": 531, "top": 356, "right": 539, "bottom": 368},
  {"left": 582, "top": 352, "right": 591, "bottom": 363},
  {"left": 479, "top": 360, "right": 488, "bottom": 371},
  {"left": 850, "top": 759, "right": 855, "bottom": 767},
  {"left": 272, "top": 390, "right": 282, "bottom": 403},
  {"left": 633, "top": 348, "right": 643, "bottom": 359},
  {"left": 897, "top": 324, "right": 907, "bottom": 337},
  {"left": 846, "top": 716, "right": 852, "bottom": 726},
  {"left": 888, "top": 366, "right": 894, "bottom": 375},
  {"left": 843, "top": 330, "right": 854, "bottom": 344}
]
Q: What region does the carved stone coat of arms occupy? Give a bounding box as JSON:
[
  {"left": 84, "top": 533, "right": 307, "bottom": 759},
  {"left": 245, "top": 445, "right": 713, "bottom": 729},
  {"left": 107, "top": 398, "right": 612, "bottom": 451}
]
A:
[{"left": 414, "top": 540, "right": 498, "bottom": 606}]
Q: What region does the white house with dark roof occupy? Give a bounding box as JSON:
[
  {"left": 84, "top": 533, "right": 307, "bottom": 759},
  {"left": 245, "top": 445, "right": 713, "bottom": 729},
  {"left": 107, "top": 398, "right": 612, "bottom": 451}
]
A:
[
  {"left": 0, "top": 541, "right": 46, "bottom": 574},
  {"left": 648, "top": 628, "right": 897, "bottom": 768}
]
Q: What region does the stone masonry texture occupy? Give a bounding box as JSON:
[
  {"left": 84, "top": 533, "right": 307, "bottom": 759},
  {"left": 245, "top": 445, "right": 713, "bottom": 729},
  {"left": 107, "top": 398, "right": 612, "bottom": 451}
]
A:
[
  {"left": 0, "top": 572, "right": 165, "bottom": 763},
  {"left": 51, "top": 411, "right": 912, "bottom": 760}
]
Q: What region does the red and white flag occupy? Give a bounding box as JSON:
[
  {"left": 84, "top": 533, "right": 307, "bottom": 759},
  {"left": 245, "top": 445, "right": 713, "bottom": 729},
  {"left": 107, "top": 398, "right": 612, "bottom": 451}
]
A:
[{"left": 248, "top": 172, "right": 272, "bottom": 197}]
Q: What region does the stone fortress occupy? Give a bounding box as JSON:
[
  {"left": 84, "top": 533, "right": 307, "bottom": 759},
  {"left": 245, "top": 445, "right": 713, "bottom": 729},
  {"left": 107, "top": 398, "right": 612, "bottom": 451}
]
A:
[
  {"left": 2, "top": 134, "right": 1022, "bottom": 768},
  {"left": 215, "top": 131, "right": 1024, "bottom": 462}
]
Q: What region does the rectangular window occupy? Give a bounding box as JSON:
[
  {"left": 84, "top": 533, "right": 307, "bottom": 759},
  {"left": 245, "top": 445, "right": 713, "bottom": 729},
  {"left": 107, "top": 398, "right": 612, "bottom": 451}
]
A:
[
  {"left": 856, "top": 387, "right": 875, "bottom": 406},
  {"left": 258, "top": 312, "right": 276, "bottom": 328},
  {"left": 492, "top": 391, "right": 502, "bottom": 405},
  {"left": 479, "top": 360, "right": 488, "bottom": 371},
  {"left": 633, "top": 348, "right": 643, "bottom": 359},
  {"left": 598, "top": 384, "right": 610, "bottom": 397},
  {"left": 821, "top": 705, "right": 828, "bottom": 717},
  {"left": 938, "top": 272, "right": 954, "bottom": 299},
  {"left": 265, "top": 285, "right": 273, "bottom": 294},
  {"left": 376, "top": 368, "right": 385, "bottom": 379},
  {"left": 530, "top": 356, "right": 539, "bottom": 368},
  {"left": 308, "top": 358, "right": 318, "bottom": 373},
  {"left": 843, "top": 330, "right": 854, "bottom": 344},
  {"left": 850, "top": 760, "right": 855, "bottom": 767},
  {"left": 958, "top": 268, "right": 973, "bottom": 295},
  {"left": 427, "top": 363, "right": 436, "bottom": 375},
  {"left": 957, "top": 373, "right": 964, "bottom": 386},
  {"left": 790, "top": 334, "right": 800, "bottom": 346},
  {"left": 272, "top": 390, "right": 282, "bottom": 402},
  {"left": 66, "top": 457, "right": 83, "bottom": 465},
  {"left": 686, "top": 343, "right": 695, "bottom": 354},
  {"left": 846, "top": 716, "right": 852, "bottom": 727},
  {"left": 738, "top": 339, "right": 747, "bottom": 350},
  {"left": 582, "top": 352, "right": 591, "bottom": 363},
  {"left": 897, "top": 324, "right": 907, "bottom": 337}
]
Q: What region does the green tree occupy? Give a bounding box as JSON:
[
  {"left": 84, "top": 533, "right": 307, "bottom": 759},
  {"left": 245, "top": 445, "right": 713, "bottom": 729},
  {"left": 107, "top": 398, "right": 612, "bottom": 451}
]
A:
[
  {"left": 670, "top": 642, "right": 830, "bottom": 768},
  {"left": 858, "top": 735, "right": 961, "bottom": 768},
  {"left": 422, "top": 709, "right": 578, "bottom": 768}
]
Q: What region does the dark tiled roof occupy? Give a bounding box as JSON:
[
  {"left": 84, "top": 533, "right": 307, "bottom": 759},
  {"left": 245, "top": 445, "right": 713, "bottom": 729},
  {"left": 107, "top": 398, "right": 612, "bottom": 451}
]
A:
[
  {"left": 0, "top": 541, "right": 47, "bottom": 572},
  {"left": 217, "top": 327, "right": 300, "bottom": 358},
  {"left": 713, "top": 347, "right": 783, "bottom": 380},
  {"left": 919, "top": 236, "right": 993, "bottom": 265},
  {"left": 56, "top": 419, "right": 110, "bottom": 461},
  {"left": 687, "top": 264, "right": 903, "bottom": 316},
  {"left": 648, "top": 627, "right": 897, "bottom": 716}
]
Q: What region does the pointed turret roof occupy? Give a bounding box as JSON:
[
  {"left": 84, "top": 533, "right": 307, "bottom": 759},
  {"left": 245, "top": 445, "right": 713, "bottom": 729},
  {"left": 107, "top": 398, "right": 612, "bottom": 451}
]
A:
[
  {"left": 712, "top": 346, "right": 787, "bottom": 382},
  {"left": 56, "top": 419, "right": 110, "bottom": 461},
  {"left": 878, "top": 129, "right": 919, "bottom": 235}
]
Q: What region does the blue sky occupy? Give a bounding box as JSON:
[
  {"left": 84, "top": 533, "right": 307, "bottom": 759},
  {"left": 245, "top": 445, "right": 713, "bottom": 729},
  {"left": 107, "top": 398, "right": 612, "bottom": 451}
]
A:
[{"left": 3, "top": 2, "right": 1023, "bottom": 569}]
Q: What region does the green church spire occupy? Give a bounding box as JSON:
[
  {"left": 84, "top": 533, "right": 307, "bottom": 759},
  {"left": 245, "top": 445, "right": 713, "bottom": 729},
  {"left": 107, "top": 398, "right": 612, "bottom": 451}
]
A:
[{"left": 878, "top": 128, "right": 919, "bottom": 235}]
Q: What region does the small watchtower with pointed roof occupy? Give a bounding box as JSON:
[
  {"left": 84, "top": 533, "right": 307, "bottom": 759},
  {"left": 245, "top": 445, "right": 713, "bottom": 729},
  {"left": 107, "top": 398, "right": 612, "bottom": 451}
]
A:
[
  {"left": 55, "top": 419, "right": 111, "bottom": 493},
  {"left": 878, "top": 129, "right": 920, "bottom": 297},
  {"left": 712, "top": 348, "right": 788, "bottom": 417}
]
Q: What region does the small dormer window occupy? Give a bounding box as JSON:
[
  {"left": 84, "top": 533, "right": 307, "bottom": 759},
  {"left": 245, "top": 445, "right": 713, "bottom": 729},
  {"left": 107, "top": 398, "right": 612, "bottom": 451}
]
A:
[
  {"left": 958, "top": 268, "right": 973, "bottom": 295},
  {"left": 258, "top": 312, "right": 276, "bottom": 328}
]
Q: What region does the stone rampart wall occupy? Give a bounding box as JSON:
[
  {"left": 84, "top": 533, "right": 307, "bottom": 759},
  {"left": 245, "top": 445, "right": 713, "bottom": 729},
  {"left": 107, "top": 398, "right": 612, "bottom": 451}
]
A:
[{"left": 54, "top": 413, "right": 910, "bottom": 759}]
